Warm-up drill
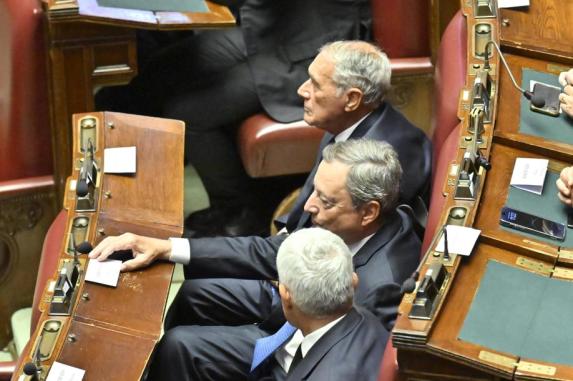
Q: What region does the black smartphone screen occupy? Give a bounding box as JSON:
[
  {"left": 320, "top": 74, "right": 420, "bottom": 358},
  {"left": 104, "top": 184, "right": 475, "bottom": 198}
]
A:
[{"left": 500, "top": 206, "right": 566, "bottom": 241}]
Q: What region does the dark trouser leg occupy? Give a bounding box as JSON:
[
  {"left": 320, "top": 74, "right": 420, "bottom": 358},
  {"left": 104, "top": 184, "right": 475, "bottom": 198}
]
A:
[
  {"left": 146, "top": 324, "right": 266, "bottom": 381},
  {"left": 164, "top": 278, "right": 277, "bottom": 330},
  {"left": 163, "top": 62, "right": 262, "bottom": 205}
]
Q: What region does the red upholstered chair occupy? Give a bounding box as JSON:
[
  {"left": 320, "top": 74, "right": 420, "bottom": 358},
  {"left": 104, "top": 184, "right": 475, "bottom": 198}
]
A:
[
  {"left": 0, "top": 0, "right": 55, "bottom": 379},
  {"left": 431, "top": 10, "right": 467, "bottom": 169},
  {"left": 377, "top": 11, "right": 468, "bottom": 381},
  {"left": 237, "top": 0, "right": 431, "bottom": 178}
]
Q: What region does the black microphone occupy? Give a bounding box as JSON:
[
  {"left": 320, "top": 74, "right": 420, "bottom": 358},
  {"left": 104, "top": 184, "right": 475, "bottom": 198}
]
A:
[
  {"left": 483, "top": 40, "right": 546, "bottom": 108},
  {"left": 400, "top": 225, "right": 448, "bottom": 294},
  {"left": 23, "top": 362, "right": 39, "bottom": 377},
  {"left": 76, "top": 241, "right": 93, "bottom": 254},
  {"left": 442, "top": 225, "right": 450, "bottom": 261},
  {"left": 76, "top": 139, "right": 95, "bottom": 198}
]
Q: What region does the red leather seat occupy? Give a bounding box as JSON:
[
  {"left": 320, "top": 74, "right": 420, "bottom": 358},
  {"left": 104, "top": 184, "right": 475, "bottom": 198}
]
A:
[
  {"left": 377, "top": 11, "right": 467, "bottom": 381},
  {"left": 431, "top": 11, "right": 467, "bottom": 169},
  {"left": 237, "top": 0, "right": 431, "bottom": 178}
]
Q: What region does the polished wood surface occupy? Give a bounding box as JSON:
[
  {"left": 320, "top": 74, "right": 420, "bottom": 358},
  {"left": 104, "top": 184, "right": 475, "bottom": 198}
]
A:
[
  {"left": 42, "top": 0, "right": 235, "bottom": 202},
  {"left": 12, "top": 112, "right": 184, "bottom": 381},
  {"left": 393, "top": 1, "right": 573, "bottom": 379}
]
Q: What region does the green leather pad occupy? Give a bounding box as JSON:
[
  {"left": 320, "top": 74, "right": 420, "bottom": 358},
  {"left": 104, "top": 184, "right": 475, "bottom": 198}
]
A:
[
  {"left": 520, "top": 69, "right": 573, "bottom": 143},
  {"left": 459, "top": 260, "right": 573, "bottom": 366},
  {"left": 502, "top": 170, "right": 573, "bottom": 247}
]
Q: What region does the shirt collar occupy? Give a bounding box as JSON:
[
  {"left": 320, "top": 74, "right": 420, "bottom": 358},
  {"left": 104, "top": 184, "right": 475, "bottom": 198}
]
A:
[
  {"left": 347, "top": 233, "right": 375, "bottom": 257},
  {"left": 334, "top": 112, "right": 371, "bottom": 142}
]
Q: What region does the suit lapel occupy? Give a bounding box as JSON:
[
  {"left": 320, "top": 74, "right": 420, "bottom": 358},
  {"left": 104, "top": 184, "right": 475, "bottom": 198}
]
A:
[
  {"left": 285, "top": 309, "right": 362, "bottom": 380},
  {"left": 352, "top": 210, "right": 401, "bottom": 268}
]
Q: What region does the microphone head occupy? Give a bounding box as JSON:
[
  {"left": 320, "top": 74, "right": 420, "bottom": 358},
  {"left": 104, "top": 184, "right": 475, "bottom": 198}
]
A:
[
  {"left": 400, "top": 277, "right": 417, "bottom": 294},
  {"left": 76, "top": 180, "right": 89, "bottom": 197},
  {"left": 23, "top": 362, "right": 38, "bottom": 375},
  {"left": 531, "top": 92, "right": 546, "bottom": 108},
  {"left": 76, "top": 241, "right": 93, "bottom": 254}
]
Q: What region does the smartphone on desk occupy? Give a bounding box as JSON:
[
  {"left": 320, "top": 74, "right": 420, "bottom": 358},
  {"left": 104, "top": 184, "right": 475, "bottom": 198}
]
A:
[{"left": 500, "top": 206, "right": 566, "bottom": 241}]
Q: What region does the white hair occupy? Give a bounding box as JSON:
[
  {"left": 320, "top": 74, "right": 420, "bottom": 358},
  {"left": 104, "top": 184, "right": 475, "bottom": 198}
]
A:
[
  {"left": 277, "top": 227, "right": 354, "bottom": 317},
  {"left": 322, "top": 139, "right": 402, "bottom": 216},
  {"left": 320, "top": 40, "right": 391, "bottom": 106}
]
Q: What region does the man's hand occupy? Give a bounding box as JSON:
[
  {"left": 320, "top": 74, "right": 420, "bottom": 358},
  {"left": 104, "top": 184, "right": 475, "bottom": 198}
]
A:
[
  {"left": 556, "top": 166, "right": 573, "bottom": 206},
  {"left": 559, "top": 69, "right": 573, "bottom": 117},
  {"left": 88, "top": 233, "right": 172, "bottom": 272}
]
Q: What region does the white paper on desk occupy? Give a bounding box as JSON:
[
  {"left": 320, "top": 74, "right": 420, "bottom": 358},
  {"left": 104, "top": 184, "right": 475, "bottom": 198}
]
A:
[
  {"left": 499, "top": 0, "right": 529, "bottom": 8},
  {"left": 104, "top": 146, "right": 136, "bottom": 173},
  {"left": 510, "top": 157, "right": 548, "bottom": 195},
  {"left": 85, "top": 259, "right": 122, "bottom": 287},
  {"left": 435, "top": 225, "right": 481, "bottom": 256},
  {"left": 46, "top": 361, "right": 85, "bottom": 381}
]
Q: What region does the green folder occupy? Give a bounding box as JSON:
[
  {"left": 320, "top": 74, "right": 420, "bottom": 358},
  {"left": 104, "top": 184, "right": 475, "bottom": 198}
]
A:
[{"left": 97, "top": 0, "right": 209, "bottom": 13}]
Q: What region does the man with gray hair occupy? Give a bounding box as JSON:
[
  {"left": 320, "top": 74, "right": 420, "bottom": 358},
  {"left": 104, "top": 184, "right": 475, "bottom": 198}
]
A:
[
  {"left": 91, "top": 138, "right": 420, "bottom": 380},
  {"left": 249, "top": 227, "right": 387, "bottom": 380}
]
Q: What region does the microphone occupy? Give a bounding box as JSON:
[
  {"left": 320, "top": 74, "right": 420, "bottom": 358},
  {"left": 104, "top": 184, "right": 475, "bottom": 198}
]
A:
[
  {"left": 442, "top": 225, "right": 450, "bottom": 261},
  {"left": 76, "top": 241, "right": 93, "bottom": 254},
  {"left": 23, "top": 362, "right": 39, "bottom": 376},
  {"left": 76, "top": 139, "right": 95, "bottom": 198},
  {"left": 400, "top": 225, "right": 449, "bottom": 294},
  {"left": 483, "top": 40, "right": 545, "bottom": 108}
]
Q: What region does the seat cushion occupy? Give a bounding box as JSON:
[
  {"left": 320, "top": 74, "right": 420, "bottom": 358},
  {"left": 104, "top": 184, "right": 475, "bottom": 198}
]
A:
[{"left": 238, "top": 114, "right": 324, "bottom": 178}]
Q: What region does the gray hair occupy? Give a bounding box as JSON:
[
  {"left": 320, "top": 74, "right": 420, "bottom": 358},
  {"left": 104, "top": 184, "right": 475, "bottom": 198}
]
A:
[
  {"left": 277, "top": 227, "right": 354, "bottom": 317},
  {"left": 320, "top": 41, "right": 391, "bottom": 106},
  {"left": 322, "top": 139, "right": 402, "bottom": 216}
]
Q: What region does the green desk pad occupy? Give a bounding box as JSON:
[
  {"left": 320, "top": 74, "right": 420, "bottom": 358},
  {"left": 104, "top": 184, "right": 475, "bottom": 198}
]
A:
[
  {"left": 520, "top": 69, "right": 573, "bottom": 143},
  {"left": 97, "top": 0, "right": 208, "bottom": 12},
  {"left": 502, "top": 170, "right": 573, "bottom": 247},
  {"left": 459, "top": 260, "right": 573, "bottom": 366}
]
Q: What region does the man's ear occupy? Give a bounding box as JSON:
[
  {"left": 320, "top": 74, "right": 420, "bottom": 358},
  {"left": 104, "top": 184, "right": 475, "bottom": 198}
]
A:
[
  {"left": 279, "top": 283, "right": 293, "bottom": 309},
  {"left": 352, "top": 272, "right": 359, "bottom": 290},
  {"left": 360, "top": 200, "right": 381, "bottom": 226},
  {"left": 344, "top": 88, "right": 364, "bottom": 112}
]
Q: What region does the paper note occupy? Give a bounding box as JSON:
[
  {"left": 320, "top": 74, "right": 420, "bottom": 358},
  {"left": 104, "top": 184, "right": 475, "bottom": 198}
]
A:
[
  {"left": 436, "top": 225, "right": 481, "bottom": 256},
  {"left": 46, "top": 362, "right": 85, "bottom": 381},
  {"left": 104, "top": 146, "right": 136, "bottom": 174},
  {"left": 85, "top": 259, "right": 122, "bottom": 287},
  {"left": 510, "top": 158, "right": 548, "bottom": 195},
  {"left": 498, "top": 0, "right": 529, "bottom": 8}
]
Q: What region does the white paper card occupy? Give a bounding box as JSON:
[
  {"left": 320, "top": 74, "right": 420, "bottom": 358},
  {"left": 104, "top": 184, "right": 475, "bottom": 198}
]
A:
[
  {"left": 104, "top": 146, "right": 136, "bottom": 173},
  {"left": 46, "top": 361, "right": 85, "bottom": 381},
  {"left": 85, "top": 259, "right": 122, "bottom": 287},
  {"left": 498, "top": 0, "right": 529, "bottom": 8},
  {"left": 510, "top": 158, "right": 548, "bottom": 195},
  {"left": 436, "top": 225, "right": 481, "bottom": 256}
]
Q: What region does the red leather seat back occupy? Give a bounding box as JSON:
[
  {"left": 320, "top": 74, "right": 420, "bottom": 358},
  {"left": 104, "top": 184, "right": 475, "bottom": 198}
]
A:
[
  {"left": 422, "top": 124, "right": 461, "bottom": 253},
  {"left": 431, "top": 11, "right": 467, "bottom": 168},
  {"left": 31, "top": 211, "right": 67, "bottom": 332},
  {"left": 0, "top": 0, "right": 52, "bottom": 182},
  {"left": 371, "top": 0, "right": 430, "bottom": 58}
]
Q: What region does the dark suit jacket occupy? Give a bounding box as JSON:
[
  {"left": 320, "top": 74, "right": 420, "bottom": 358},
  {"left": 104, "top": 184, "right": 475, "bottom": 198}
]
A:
[
  {"left": 285, "top": 308, "right": 386, "bottom": 381},
  {"left": 185, "top": 206, "right": 420, "bottom": 331},
  {"left": 212, "top": 0, "right": 371, "bottom": 122},
  {"left": 284, "top": 101, "right": 432, "bottom": 232}
]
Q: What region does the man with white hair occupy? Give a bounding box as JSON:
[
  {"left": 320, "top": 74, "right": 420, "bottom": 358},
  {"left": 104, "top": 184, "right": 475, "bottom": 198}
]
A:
[{"left": 250, "top": 227, "right": 387, "bottom": 380}]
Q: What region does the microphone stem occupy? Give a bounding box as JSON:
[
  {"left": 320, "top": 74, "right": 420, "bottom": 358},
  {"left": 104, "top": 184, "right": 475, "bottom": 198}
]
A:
[{"left": 485, "top": 40, "right": 528, "bottom": 96}]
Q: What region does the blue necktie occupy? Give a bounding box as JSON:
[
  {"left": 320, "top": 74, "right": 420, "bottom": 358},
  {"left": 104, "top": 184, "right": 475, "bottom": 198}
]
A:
[{"left": 250, "top": 322, "right": 297, "bottom": 372}]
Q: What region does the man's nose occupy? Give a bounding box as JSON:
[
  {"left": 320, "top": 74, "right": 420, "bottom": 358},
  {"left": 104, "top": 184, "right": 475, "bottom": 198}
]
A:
[
  {"left": 303, "top": 191, "right": 318, "bottom": 213},
  {"left": 297, "top": 79, "right": 310, "bottom": 98}
]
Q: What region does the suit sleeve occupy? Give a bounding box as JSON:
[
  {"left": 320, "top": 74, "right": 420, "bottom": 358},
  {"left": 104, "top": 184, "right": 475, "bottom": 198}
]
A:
[{"left": 183, "top": 234, "right": 288, "bottom": 280}]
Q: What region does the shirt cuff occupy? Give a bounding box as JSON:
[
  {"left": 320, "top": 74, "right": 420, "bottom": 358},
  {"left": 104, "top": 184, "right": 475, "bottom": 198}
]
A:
[{"left": 168, "top": 238, "right": 190, "bottom": 265}]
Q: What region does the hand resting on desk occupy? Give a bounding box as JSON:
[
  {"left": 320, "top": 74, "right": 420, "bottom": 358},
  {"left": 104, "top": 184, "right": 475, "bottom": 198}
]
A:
[
  {"left": 557, "top": 166, "right": 573, "bottom": 206},
  {"left": 558, "top": 68, "right": 573, "bottom": 117},
  {"left": 88, "top": 233, "right": 172, "bottom": 272}
]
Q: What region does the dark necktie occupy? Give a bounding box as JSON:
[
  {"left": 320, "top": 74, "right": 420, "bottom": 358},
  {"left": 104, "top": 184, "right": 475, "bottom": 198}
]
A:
[
  {"left": 288, "top": 345, "right": 303, "bottom": 373},
  {"left": 250, "top": 322, "right": 297, "bottom": 372}
]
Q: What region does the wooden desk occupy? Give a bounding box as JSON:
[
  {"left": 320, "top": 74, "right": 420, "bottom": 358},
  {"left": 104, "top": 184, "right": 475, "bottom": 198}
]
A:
[
  {"left": 393, "top": 1, "right": 573, "bottom": 379},
  {"left": 42, "top": 0, "right": 235, "bottom": 201}
]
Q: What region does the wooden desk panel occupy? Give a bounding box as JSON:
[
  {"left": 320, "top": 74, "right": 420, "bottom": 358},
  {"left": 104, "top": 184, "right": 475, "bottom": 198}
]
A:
[{"left": 42, "top": 0, "right": 235, "bottom": 201}]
